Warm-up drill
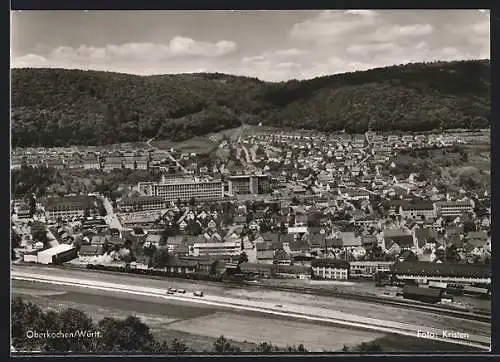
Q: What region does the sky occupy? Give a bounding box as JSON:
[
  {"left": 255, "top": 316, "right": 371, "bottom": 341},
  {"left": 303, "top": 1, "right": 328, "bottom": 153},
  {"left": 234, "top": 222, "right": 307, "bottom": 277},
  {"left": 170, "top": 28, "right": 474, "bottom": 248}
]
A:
[{"left": 11, "top": 10, "right": 490, "bottom": 82}]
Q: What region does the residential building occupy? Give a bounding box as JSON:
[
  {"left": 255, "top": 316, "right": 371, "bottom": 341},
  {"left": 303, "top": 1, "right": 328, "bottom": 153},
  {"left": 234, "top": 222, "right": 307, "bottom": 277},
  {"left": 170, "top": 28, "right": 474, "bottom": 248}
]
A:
[
  {"left": 227, "top": 174, "right": 271, "bottom": 195},
  {"left": 434, "top": 200, "right": 474, "bottom": 217},
  {"left": 392, "top": 261, "right": 491, "bottom": 285},
  {"left": 78, "top": 245, "right": 105, "bottom": 262},
  {"left": 256, "top": 250, "right": 275, "bottom": 264},
  {"left": 118, "top": 210, "right": 163, "bottom": 226},
  {"left": 401, "top": 203, "right": 436, "bottom": 220},
  {"left": 340, "top": 232, "right": 362, "bottom": 248},
  {"left": 239, "top": 262, "right": 274, "bottom": 278},
  {"left": 274, "top": 249, "right": 292, "bottom": 265},
  {"left": 37, "top": 244, "right": 78, "bottom": 264},
  {"left": 349, "top": 261, "right": 394, "bottom": 278},
  {"left": 414, "top": 228, "right": 439, "bottom": 249},
  {"left": 274, "top": 264, "right": 311, "bottom": 279},
  {"left": 138, "top": 176, "right": 224, "bottom": 203},
  {"left": 82, "top": 157, "right": 101, "bottom": 169},
  {"left": 44, "top": 196, "right": 100, "bottom": 221},
  {"left": 191, "top": 241, "right": 241, "bottom": 257},
  {"left": 103, "top": 157, "right": 124, "bottom": 171},
  {"left": 117, "top": 196, "right": 168, "bottom": 212},
  {"left": 145, "top": 234, "right": 162, "bottom": 248},
  {"left": 383, "top": 229, "right": 415, "bottom": 250},
  {"left": 311, "top": 259, "right": 349, "bottom": 280},
  {"left": 163, "top": 256, "right": 197, "bottom": 274}
]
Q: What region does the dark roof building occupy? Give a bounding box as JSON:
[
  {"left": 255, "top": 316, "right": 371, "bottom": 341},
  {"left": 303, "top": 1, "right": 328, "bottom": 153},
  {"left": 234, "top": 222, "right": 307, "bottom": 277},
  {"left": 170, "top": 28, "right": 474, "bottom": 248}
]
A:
[
  {"left": 402, "top": 285, "right": 443, "bottom": 304},
  {"left": 79, "top": 245, "right": 104, "bottom": 257},
  {"left": 392, "top": 261, "right": 491, "bottom": 279},
  {"left": 44, "top": 195, "right": 100, "bottom": 212},
  {"left": 384, "top": 229, "right": 414, "bottom": 249},
  {"left": 274, "top": 264, "right": 311, "bottom": 276},
  {"left": 414, "top": 228, "right": 438, "bottom": 248},
  {"left": 311, "top": 259, "right": 349, "bottom": 269}
]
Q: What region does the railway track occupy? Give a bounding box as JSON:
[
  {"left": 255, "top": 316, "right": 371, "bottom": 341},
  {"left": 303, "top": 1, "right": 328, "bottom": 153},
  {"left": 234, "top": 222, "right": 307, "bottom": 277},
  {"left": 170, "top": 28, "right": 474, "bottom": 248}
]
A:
[
  {"left": 12, "top": 272, "right": 491, "bottom": 351},
  {"left": 12, "top": 263, "right": 490, "bottom": 323}
]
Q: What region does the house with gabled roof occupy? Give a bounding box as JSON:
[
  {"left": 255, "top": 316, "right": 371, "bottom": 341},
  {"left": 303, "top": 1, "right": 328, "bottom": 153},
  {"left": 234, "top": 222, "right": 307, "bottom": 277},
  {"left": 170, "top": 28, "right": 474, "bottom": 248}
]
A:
[
  {"left": 274, "top": 249, "right": 292, "bottom": 265},
  {"left": 414, "top": 228, "right": 439, "bottom": 250},
  {"left": 383, "top": 228, "right": 414, "bottom": 251},
  {"left": 256, "top": 250, "right": 275, "bottom": 264},
  {"left": 465, "top": 231, "right": 489, "bottom": 249}
]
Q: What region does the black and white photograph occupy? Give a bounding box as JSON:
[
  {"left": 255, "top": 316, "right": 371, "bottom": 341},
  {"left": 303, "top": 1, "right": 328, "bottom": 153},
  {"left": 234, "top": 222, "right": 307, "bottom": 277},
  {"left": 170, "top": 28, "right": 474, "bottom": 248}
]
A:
[{"left": 10, "top": 9, "right": 491, "bottom": 354}]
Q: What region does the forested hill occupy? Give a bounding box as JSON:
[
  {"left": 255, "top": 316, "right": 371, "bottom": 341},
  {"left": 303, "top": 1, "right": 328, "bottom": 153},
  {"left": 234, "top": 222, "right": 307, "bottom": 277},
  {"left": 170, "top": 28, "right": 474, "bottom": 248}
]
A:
[{"left": 11, "top": 59, "right": 490, "bottom": 147}]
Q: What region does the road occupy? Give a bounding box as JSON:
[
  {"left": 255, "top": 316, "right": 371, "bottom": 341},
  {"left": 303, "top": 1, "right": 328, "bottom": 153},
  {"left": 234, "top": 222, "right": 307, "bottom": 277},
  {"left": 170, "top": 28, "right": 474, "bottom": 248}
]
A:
[
  {"left": 241, "top": 146, "right": 252, "bottom": 164},
  {"left": 147, "top": 137, "right": 188, "bottom": 173},
  {"left": 101, "top": 196, "right": 126, "bottom": 231},
  {"left": 11, "top": 265, "right": 490, "bottom": 350},
  {"left": 11, "top": 269, "right": 489, "bottom": 351},
  {"left": 237, "top": 145, "right": 258, "bottom": 173},
  {"left": 249, "top": 145, "right": 259, "bottom": 162}
]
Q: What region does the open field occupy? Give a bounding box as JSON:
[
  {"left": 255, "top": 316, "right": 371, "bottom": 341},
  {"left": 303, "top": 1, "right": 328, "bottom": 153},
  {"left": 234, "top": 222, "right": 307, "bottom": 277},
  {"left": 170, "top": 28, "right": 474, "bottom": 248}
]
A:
[
  {"left": 166, "top": 311, "right": 385, "bottom": 352},
  {"left": 12, "top": 265, "right": 490, "bottom": 336},
  {"left": 372, "top": 334, "right": 480, "bottom": 352},
  {"left": 12, "top": 272, "right": 486, "bottom": 351},
  {"left": 151, "top": 137, "right": 217, "bottom": 154},
  {"left": 13, "top": 279, "right": 480, "bottom": 352},
  {"left": 12, "top": 280, "right": 254, "bottom": 352},
  {"left": 206, "top": 125, "right": 251, "bottom": 142}
]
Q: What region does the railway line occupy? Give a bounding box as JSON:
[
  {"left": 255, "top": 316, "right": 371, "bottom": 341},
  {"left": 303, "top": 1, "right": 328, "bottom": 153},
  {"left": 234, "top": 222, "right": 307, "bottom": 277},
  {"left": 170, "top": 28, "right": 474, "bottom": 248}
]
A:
[
  {"left": 12, "top": 263, "right": 490, "bottom": 323},
  {"left": 11, "top": 271, "right": 491, "bottom": 351}
]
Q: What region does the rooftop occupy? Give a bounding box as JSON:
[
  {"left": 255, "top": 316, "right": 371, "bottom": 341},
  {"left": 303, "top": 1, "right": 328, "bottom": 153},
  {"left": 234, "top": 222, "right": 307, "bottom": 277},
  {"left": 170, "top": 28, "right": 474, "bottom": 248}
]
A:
[{"left": 393, "top": 261, "right": 490, "bottom": 278}]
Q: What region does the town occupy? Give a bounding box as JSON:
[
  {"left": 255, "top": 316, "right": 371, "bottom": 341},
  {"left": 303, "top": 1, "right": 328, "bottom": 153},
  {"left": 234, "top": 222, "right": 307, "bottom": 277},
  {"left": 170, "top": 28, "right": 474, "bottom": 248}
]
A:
[{"left": 11, "top": 128, "right": 491, "bottom": 308}]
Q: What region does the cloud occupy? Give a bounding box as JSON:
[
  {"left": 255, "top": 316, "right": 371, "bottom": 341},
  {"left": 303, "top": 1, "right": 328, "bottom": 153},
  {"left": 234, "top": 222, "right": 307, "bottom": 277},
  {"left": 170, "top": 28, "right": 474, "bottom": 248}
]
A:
[
  {"left": 276, "top": 62, "right": 301, "bottom": 69},
  {"left": 273, "top": 48, "right": 308, "bottom": 57},
  {"left": 347, "top": 42, "right": 400, "bottom": 55},
  {"left": 242, "top": 55, "right": 265, "bottom": 64},
  {"left": 372, "top": 24, "right": 433, "bottom": 42},
  {"left": 167, "top": 37, "right": 237, "bottom": 57},
  {"left": 471, "top": 21, "right": 489, "bottom": 35},
  {"left": 289, "top": 10, "right": 379, "bottom": 43},
  {"left": 344, "top": 10, "right": 379, "bottom": 17},
  {"left": 12, "top": 54, "right": 49, "bottom": 67},
  {"left": 442, "top": 47, "right": 459, "bottom": 56},
  {"left": 415, "top": 41, "right": 429, "bottom": 50},
  {"left": 12, "top": 36, "right": 239, "bottom": 76},
  {"left": 16, "top": 37, "right": 237, "bottom": 68},
  {"left": 11, "top": 10, "right": 490, "bottom": 82}
]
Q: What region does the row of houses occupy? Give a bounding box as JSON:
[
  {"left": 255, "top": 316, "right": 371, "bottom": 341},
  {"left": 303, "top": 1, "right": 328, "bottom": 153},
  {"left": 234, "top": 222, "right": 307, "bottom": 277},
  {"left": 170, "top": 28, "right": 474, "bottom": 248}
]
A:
[
  {"left": 11, "top": 154, "right": 152, "bottom": 171},
  {"left": 386, "top": 200, "right": 475, "bottom": 219}
]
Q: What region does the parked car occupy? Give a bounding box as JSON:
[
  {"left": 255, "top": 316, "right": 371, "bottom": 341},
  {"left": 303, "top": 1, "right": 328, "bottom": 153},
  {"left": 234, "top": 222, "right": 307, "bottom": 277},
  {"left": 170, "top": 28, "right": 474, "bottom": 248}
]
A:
[
  {"left": 193, "top": 291, "right": 204, "bottom": 297},
  {"left": 177, "top": 289, "right": 186, "bottom": 294},
  {"left": 166, "top": 290, "right": 174, "bottom": 295},
  {"left": 169, "top": 288, "right": 177, "bottom": 293}
]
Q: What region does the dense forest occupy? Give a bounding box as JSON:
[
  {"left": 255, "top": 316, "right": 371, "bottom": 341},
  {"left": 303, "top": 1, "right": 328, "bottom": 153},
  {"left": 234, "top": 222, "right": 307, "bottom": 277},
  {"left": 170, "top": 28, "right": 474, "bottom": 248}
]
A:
[{"left": 11, "top": 60, "right": 490, "bottom": 147}]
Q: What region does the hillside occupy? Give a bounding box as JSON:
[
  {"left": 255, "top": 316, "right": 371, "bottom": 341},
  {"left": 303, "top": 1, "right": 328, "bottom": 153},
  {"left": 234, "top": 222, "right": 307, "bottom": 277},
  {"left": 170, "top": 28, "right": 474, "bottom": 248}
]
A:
[{"left": 11, "top": 60, "right": 490, "bottom": 147}]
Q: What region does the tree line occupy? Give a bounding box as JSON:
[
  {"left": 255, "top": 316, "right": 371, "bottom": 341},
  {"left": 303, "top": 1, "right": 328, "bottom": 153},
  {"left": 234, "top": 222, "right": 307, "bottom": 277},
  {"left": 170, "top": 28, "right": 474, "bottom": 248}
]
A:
[
  {"left": 12, "top": 296, "right": 383, "bottom": 353},
  {"left": 12, "top": 60, "right": 490, "bottom": 147}
]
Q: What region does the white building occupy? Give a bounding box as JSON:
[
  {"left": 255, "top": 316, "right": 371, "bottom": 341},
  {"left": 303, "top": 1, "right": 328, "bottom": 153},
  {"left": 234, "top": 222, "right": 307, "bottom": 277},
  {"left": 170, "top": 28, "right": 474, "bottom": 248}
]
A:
[
  {"left": 349, "top": 261, "right": 394, "bottom": 278},
  {"left": 191, "top": 241, "right": 241, "bottom": 257},
  {"left": 138, "top": 176, "right": 224, "bottom": 203},
  {"left": 401, "top": 203, "right": 436, "bottom": 220},
  {"left": 434, "top": 200, "right": 474, "bottom": 217},
  {"left": 311, "top": 259, "right": 349, "bottom": 280},
  {"left": 37, "top": 244, "right": 77, "bottom": 264}
]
